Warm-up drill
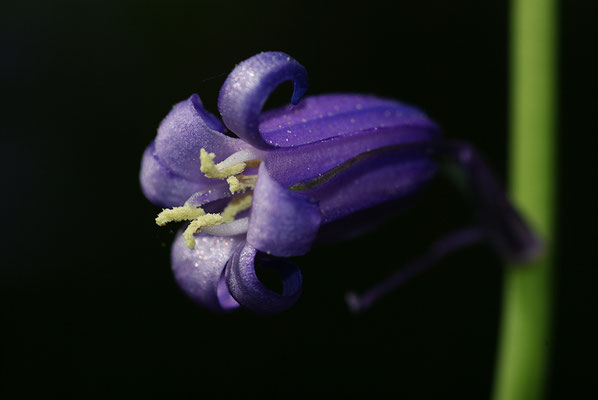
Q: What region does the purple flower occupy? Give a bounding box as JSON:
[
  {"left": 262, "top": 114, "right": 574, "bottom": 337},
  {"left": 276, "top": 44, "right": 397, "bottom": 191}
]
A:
[{"left": 140, "top": 52, "right": 540, "bottom": 315}]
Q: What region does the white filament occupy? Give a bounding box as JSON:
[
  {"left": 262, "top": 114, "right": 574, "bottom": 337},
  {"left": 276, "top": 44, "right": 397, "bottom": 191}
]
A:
[
  {"left": 217, "top": 148, "right": 265, "bottom": 169},
  {"left": 202, "top": 217, "right": 249, "bottom": 236}
]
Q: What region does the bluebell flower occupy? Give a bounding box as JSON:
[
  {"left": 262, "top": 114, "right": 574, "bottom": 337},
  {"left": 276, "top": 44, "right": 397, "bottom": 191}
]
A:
[{"left": 140, "top": 52, "right": 540, "bottom": 315}]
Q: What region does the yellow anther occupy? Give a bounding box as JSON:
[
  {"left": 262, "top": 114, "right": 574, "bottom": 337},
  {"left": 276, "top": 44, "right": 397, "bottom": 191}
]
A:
[
  {"left": 221, "top": 193, "right": 253, "bottom": 222},
  {"left": 226, "top": 174, "right": 257, "bottom": 194},
  {"left": 155, "top": 149, "right": 261, "bottom": 248},
  {"left": 183, "top": 213, "right": 224, "bottom": 249},
  {"left": 155, "top": 204, "right": 205, "bottom": 226},
  {"left": 226, "top": 176, "right": 241, "bottom": 193},
  {"left": 200, "top": 148, "right": 246, "bottom": 179}
]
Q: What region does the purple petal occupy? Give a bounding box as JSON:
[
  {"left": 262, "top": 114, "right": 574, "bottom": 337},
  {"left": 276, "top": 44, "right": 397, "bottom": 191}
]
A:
[
  {"left": 218, "top": 51, "right": 308, "bottom": 150},
  {"left": 154, "top": 94, "right": 249, "bottom": 181},
  {"left": 258, "top": 94, "right": 439, "bottom": 147},
  {"left": 304, "top": 139, "right": 540, "bottom": 262},
  {"left": 247, "top": 163, "right": 321, "bottom": 257},
  {"left": 140, "top": 143, "right": 215, "bottom": 207},
  {"left": 225, "top": 242, "right": 302, "bottom": 315},
  {"left": 300, "top": 146, "right": 438, "bottom": 223},
  {"left": 264, "top": 124, "right": 439, "bottom": 188},
  {"left": 171, "top": 230, "right": 244, "bottom": 312}
]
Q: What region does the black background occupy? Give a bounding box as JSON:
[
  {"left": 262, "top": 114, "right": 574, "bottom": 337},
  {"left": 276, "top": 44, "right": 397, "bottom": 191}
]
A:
[{"left": 1, "top": 0, "right": 596, "bottom": 397}]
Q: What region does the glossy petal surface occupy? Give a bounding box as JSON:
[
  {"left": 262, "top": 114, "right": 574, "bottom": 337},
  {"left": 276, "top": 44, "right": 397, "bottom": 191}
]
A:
[
  {"left": 140, "top": 143, "right": 212, "bottom": 207},
  {"left": 218, "top": 52, "right": 308, "bottom": 150},
  {"left": 171, "top": 230, "right": 243, "bottom": 312},
  {"left": 264, "top": 125, "right": 440, "bottom": 188},
  {"left": 155, "top": 94, "right": 248, "bottom": 180},
  {"left": 259, "top": 94, "right": 438, "bottom": 147},
  {"left": 301, "top": 146, "right": 437, "bottom": 223},
  {"left": 247, "top": 163, "right": 321, "bottom": 257}
]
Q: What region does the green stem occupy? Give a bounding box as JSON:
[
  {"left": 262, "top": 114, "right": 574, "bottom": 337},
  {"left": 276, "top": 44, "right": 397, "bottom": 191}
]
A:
[{"left": 492, "top": 0, "right": 557, "bottom": 399}]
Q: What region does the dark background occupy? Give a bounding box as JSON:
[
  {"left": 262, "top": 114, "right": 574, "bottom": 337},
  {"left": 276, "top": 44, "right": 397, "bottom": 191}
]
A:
[{"left": 1, "top": 0, "right": 596, "bottom": 397}]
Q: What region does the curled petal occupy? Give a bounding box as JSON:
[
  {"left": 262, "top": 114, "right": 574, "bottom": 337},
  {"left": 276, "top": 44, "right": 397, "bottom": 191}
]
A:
[
  {"left": 154, "top": 94, "right": 249, "bottom": 181},
  {"left": 171, "top": 230, "right": 244, "bottom": 312},
  {"left": 218, "top": 51, "right": 308, "bottom": 150},
  {"left": 247, "top": 163, "right": 321, "bottom": 257},
  {"left": 140, "top": 143, "right": 216, "bottom": 207},
  {"left": 225, "top": 242, "right": 302, "bottom": 315},
  {"left": 258, "top": 94, "right": 439, "bottom": 147}
]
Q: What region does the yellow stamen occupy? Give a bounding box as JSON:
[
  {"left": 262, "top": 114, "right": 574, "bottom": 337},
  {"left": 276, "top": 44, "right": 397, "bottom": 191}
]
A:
[
  {"left": 221, "top": 193, "right": 253, "bottom": 222},
  {"left": 155, "top": 150, "right": 261, "bottom": 249},
  {"left": 226, "top": 176, "right": 241, "bottom": 193},
  {"left": 183, "top": 213, "right": 224, "bottom": 249},
  {"left": 155, "top": 204, "right": 205, "bottom": 226},
  {"left": 200, "top": 148, "right": 246, "bottom": 179},
  {"left": 226, "top": 174, "right": 257, "bottom": 194}
]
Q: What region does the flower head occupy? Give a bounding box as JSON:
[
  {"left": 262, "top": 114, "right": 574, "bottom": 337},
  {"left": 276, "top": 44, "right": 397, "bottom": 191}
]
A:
[{"left": 140, "top": 52, "right": 540, "bottom": 315}]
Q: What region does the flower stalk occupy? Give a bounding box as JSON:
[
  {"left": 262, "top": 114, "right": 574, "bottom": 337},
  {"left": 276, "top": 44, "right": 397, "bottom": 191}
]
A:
[{"left": 493, "top": 0, "right": 557, "bottom": 399}]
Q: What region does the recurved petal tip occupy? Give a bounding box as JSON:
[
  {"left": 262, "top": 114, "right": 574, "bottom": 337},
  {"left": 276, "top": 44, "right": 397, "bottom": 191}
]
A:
[
  {"left": 225, "top": 242, "right": 302, "bottom": 315},
  {"left": 217, "top": 51, "right": 308, "bottom": 150}
]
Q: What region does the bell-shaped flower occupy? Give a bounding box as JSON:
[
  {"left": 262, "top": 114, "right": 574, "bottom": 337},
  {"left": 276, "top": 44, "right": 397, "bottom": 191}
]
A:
[{"left": 140, "top": 52, "right": 540, "bottom": 315}]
